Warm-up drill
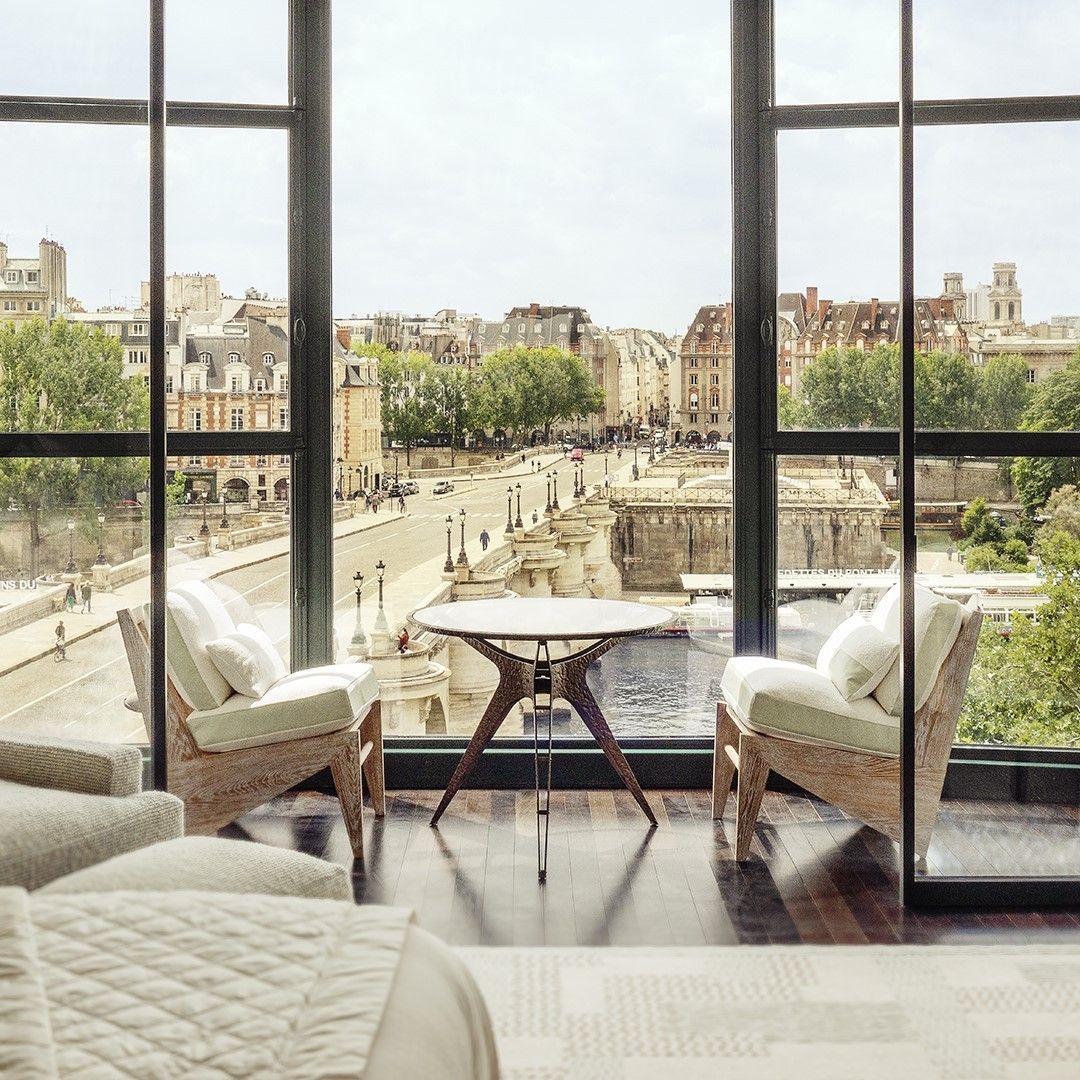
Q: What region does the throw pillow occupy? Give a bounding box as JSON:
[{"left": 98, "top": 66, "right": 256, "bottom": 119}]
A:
[
  {"left": 205, "top": 623, "right": 288, "bottom": 700},
  {"left": 816, "top": 615, "right": 899, "bottom": 701}
]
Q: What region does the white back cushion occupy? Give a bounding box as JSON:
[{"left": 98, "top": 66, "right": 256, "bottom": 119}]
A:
[
  {"left": 166, "top": 581, "right": 236, "bottom": 710},
  {"left": 870, "top": 583, "right": 965, "bottom": 716},
  {"left": 816, "top": 615, "right": 899, "bottom": 702},
  {"left": 205, "top": 623, "right": 288, "bottom": 699}
]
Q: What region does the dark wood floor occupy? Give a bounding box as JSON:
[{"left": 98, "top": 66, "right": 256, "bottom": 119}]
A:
[{"left": 225, "top": 789, "right": 1080, "bottom": 946}]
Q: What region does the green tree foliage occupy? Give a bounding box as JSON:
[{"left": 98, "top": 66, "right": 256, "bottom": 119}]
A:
[
  {"left": 353, "top": 343, "right": 436, "bottom": 464},
  {"left": 914, "top": 349, "right": 979, "bottom": 429},
  {"left": 474, "top": 346, "right": 604, "bottom": 445},
  {"left": 958, "top": 497, "right": 1029, "bottom": 572},
  {"left": 427, "top": 366, "right": 475, "bottom": 464},
  {"left": 975, "top": 353, "right": 1032, "bottom": 430},
  {"left": 776, "top": 383, "right": 802, "bottom": 428},
  {"left": 797, "top": 343, "right": 897, "bottom": 428},
  {"left": 960, "top": 497, "right": 1004, "bottom": 547},
  {"left": 0, "top": 318, "right": 150, "bottom": 575},
  {"left": 1011, "top": 347, "right": 1080, "bottom": 514}
]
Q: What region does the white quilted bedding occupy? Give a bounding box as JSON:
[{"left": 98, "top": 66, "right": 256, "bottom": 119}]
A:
[{"left": 0, "top": 887, "right": 449, "bottom": 1080}]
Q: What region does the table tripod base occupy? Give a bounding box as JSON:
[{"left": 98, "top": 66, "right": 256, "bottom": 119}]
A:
[{"left": 533, "top": 642, "right": 553, "bottom": 881}]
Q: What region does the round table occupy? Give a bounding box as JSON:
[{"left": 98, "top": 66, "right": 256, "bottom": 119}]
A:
[{"left": 411, "top": 597, "right": 673, "bottom": 879}]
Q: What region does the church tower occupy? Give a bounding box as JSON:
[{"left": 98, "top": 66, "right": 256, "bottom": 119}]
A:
[{"left": 988, "top": 262, "right": 1022, "bottom": 327}]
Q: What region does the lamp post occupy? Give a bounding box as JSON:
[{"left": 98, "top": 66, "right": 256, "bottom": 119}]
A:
[
  {"left": 456, "top": 508, "right": 468, "bottom": 567},
  {"left": 335, "top": 457, "right": 344, "bottom": 498},
  {"left": 351, "top": 570, "right": 367, "bottom": 655},
  {"left": 504, "top": 486, "right": 514, "bottom": 537},
  {"left": 394, "top": 451, "right": 400, "bottom": 485},
  {"left": 198, "top": 497, "right": 210, "bottom": 538},
  {"left": 514, "top": 482, "right": 523, "bottom": 528},
  {"left": 376, "top": 559, "right": 385, "bottom": 608},
  {"left": 219, "top": 494, "right": 229, "bottom": 530},
  {"left": 94, "top": 510, "right": 107, "bottom": 566},
  {"left": 444, "top": 515, "right": 455, "bottom": 573},
  {"left": 545, "top": 473, "right": 553, "bottom": 514},
  {"left": 65, "top": 517, "right": 76, "bottom": 573},
  {"left": 551, "top": 469, "right": 560, "bottom": 510}
]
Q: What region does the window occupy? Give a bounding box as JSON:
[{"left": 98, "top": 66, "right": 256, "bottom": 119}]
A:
[
  {"left": 189, "top": 408, "right": 202, "bottom": 431},
  {"left": 278, "top": 406, "right": 288, "bottom": 429},
  {"left": 229, "top": 351, "right": 241, "bottom": 363},
  {"left": 1027, "top": 369, "right": 1037, "bottom": 383},
  {"left": 131, "top": 322, "right": 146, "bottom": 336},
  {"left": 254, "top": 378, "right": 266, "bottom": 392},
  {"left": 4, "top": 271, "right": 18, "bottom": 283},
  {"left": 198, "top": 351, "right": 211, "bottom": 364},
  {"left": 278, "top": 374, "right": 288, "bottom": 393},
  {"left": 165, "top": 377, "right": 174, "bottom": 393},
  {"left": 26, "top": 301, "right": 42, "bottom": 312},
  {"left": 230, "top": 407, "right": 245, "bottom": 430},
  {"left": 2, "top": 301, "right": 15, "bottom": 312},
  {"left": 230, "top": 375, "right": 242, "bottom": 392},
  {"left": 26, "top": 271, "right": 39, "bottom": 284},
  {"left": 126, "top": 348, "right": 148, "bottom": 364}
]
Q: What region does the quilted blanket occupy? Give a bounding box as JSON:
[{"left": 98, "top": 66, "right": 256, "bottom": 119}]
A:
[{"left": 0, "top": 887, "right": 413, "bottom": 1079}]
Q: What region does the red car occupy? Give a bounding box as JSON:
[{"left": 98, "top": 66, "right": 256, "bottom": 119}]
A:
[{"left": 570, "top": 448, "right": 584, "bottom": 462}]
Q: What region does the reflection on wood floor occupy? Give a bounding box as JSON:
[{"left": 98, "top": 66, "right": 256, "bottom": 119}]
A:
[{"left": 224, "top": 789, "right": 1080, "bottom": 947}]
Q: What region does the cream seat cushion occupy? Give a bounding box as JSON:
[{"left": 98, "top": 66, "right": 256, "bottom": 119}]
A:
[
  {"left": 166, "top": 580, "right": 236, "bottom": 711},
  {"left": 721, "top": 656, "right": 900, "bottom": 757},
  {"left": 185, "top": 663, "right": 380, "bottom": 752},
  {"left": 869, "top": 583, "right": 966, "bottom": 716}
]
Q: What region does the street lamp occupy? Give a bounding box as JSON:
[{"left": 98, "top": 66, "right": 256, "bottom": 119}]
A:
[
  {"left": 65, "top": 517, "right": 76, "bottom": 573},
  {"left": 335, "top": 457, "right": 344, "bottom": 498},
  {"left": 219, "top": 494, "right": 229, "bottom": 531},
  {"left": 444, "top": 515, "right": 455, "bottom": 573},
  {"left": 504, "top": 486, "right": 514, "bottom": 537},
  {"left": 514, "top": 482, "right": 523, "bottom": 528},
  {"left": 376, "top": 559, "right": 386, "bottom": 609},
  {"left": 551, "top": 469, "right": 560, "bottom": 510},
  {"left": 545, "top": 472, "right": 553, "bottom": 514},
  {"left": 94, "top": 510, "right": 107, "bottom": 566},
  {"left": 198, "top": 497, "right": 210, "bottom": 538},
  {"left": 394, "top": 451, "right": 400, "bottom": 485},
  {"left": 351, "top": 570, "right": 367, "bottom": 654},
  {"left": 456, "top": 508, "right": 468, "bottom": 567}
]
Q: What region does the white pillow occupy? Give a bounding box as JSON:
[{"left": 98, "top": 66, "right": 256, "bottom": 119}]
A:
[
  {"left": 166, "top": 582, "right": 236, "bottom": 710},
  {"left": 870, "top": 584, "right": 965, "bottom": 716},
  {"left": 816, "top": 615, "right": 899, "bottom": 701},
  {"left": 205, "top": 623, "right": 288, "bottom": 700}
]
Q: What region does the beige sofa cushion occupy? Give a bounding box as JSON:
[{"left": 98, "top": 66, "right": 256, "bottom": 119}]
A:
[
  {"left": 721, "top": 656, "right": 900, "bottom": 756},
  {"left": 185, "top": 663, "right": 380, "bottom": 752},
  {"left": 816, "top": 614, "right": 899, "bottom": 701},
  {"left": 205, "top": 623, "right": 288, "bottom": 698},
  {"left": 167, "top": 581, "right": 236, "bottom": 710},
  {"left": 0, "top": 780, "right": 183, "bottom": 891},
  {"left": 869, "top": 584, "right": 965, "bottom": 716},
  {"left": 39, "top": 836, "right": 351, "bottom": 901}
]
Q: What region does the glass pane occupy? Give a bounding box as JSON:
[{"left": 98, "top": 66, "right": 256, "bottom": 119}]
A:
[
  {"left": 775, "top": 0, "right": 897, "bottom": 105},
  {"left": 915, "top": 456, "right": 1080, "bottom": 878},
  {"left": 334, "top": 0, "right": 732, "bottom": 740},
  {"left": 0, "top": 456, "right": 150, "bottom": 746},
  {"left": 916, "top": 0, "right": 1080, "bottom": 100},
  {"left": 165, "top": 0, "right": 288, "bottom": 104},
  {"left": 916, "top": 122, "right": 1080, "bottom": 433},
  {"left": 777, "top": 129, "right": 899, "bottom": 430},
  {"left": 0, "top": 123, "right": 150, "bottom": 433},
  {"left": 774, "top": 455, "right": 898, "bottom": 663},
  {"left": 166, "top": 127, "right": 289, "bottom": 431},
  {"left": 167, "top": 455, "right": 293, "bottom": 672},
  {"left": 0, "top": 1, "right": 148, "bottom": 98}
]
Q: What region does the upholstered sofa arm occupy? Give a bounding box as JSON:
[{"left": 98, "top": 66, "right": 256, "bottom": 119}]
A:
[{"left": 0, "top": 733, "right": 144, "bottom": 797}]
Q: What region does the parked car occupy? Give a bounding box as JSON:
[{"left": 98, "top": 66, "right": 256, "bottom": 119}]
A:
[
  {"left": 570, "top": 447, "right": 584, "bottom": 462},
  {"left": 400, "top": 480, "right": 420, "bottom": 495},
  {"left": 433, "top": 480, "right": 455, "bottom": 495}
]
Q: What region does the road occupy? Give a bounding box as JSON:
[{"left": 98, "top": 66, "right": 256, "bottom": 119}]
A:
[{"left": 0, "top": 452, "right": 616, "bottom": 743}]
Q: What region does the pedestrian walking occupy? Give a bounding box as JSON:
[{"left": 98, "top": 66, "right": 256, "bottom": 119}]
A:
[
  {"left": 479, "top": 528, "right": 490, "bottom": 551},
  {"left": 80, "top": 580, "right": 92, "bottom": 614},
  {"left": 54, "top": 619, "right": 66, "bottom": 662},
  {"left": 398, "top": 495, "right": 406, "bottom": 513},
  {"left": 65, "top": 582, "right": 77, "bottom": 612}
]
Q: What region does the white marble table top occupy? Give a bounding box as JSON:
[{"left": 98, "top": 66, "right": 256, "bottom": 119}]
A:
[{"left": 411, "top": 597, "right": 673, "bottom": 642}]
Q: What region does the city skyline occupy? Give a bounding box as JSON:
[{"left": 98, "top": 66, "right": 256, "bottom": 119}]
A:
[{"left": 2, "top": 1, "right": 1079, "bottom": 329}]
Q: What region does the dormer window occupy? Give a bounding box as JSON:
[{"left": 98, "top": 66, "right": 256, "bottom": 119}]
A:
[
  {"left": 263, "top": 352, "right": 275, "bottom": 365},
  {"left": 229, "top": 351, "right": 241, "bottom": 364},
  {"left": 198, "top": 351, "right": 211, "bottom": 364},
  {"left": 254, "top": 378, "right": 266, "bottom": 392}
]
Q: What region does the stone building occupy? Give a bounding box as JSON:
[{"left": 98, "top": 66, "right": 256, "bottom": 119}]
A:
[
  {"left": 338, "top": 309, "right": 485, "bottom": 369},
  {"left": 0, "top": 238, "right": 67, "bottom": 324},
  {"left": 66, "top": 308, "right": 185, "bottom": 382},
  {"left": 672, "top": 303, "right": 733, "bottom": 446},
  {"left": 139, "top": 272, "right": 222, "bottom": 320},
  {"left": 610, "top": 327, "right": 674, "bottom": 436},
  {"left": 610, "top": 456, "right": 890, "bottom": 591},
  {"left": 333, "top": 328, "right": 383, "bottom": 495}
]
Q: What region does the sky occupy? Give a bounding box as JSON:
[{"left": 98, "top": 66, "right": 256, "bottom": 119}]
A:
[{"left": 1, "top": 1, "right": 1079, "bottom": 334}]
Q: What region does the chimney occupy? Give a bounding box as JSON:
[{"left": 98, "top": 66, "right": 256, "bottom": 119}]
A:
[
  {"left": 869, "top": 298, "right": 879, "bottom": 327},
  {"left": 818, "top": 299, "right": 830, "bottom": 324},
  {"left": 336, "top": 327, "right": 351, "bottom": 350},
  {"left": 805, "top": 286, "right": 818, "bottom": 320},
  {"left": 0, "top": 240, "right": 6, "bottom": 272},
  {"left": 528, "top": 302, "right": 540, "bottom": 318}
]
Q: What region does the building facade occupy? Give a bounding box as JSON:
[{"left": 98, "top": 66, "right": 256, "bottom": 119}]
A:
[
  {"left": 334, "top": 328, "right": 383, "bottom": 495},
  {"left": 610, "top": 327, "right": 674, "bottom": 436},
  {"left": 0, "top": 238, "right": 67, "bottom": 324},
  {"left": 672, "top": 303, "right": 733, "bottom": 445}
]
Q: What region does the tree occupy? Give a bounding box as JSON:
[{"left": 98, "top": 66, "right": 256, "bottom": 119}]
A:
[
  {"left": 960, "top": 497, "right": 1004, "bottom": 547},
  {"left": 797, "top": 343, "right": 897, "bottom": 429},
  {"left": 427, "top": 365, "right": 475, "bottom": 465},
  {"left": 777, "top": 383, "right": 802, "bottom": 428},
  {"left": 975, "top": 353, "right": 1032, "bottom": 430},
  {"left": 0, "top": 317, "right": 150, "bottom": 576},
  {"left": 352, "top": 343, "right": 436, "bottom": 464},
  {"left": 1012, "top": 347, "right": 1080, "bottom": 514},
  {"left": 914, "top": 349, "right": 979, "bottom": 430}
]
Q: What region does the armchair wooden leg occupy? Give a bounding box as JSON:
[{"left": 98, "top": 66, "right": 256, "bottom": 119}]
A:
[
  {"left": 712, "top": 702, "right": 739, "bottom": 819},
  {"left": 361, "top": 702, "right": 385, "bottom": 817},
  {"left": 735, "top": 737, "right": 769, "bottom": 862},
  {"left": 331, "top": 733, "right": 369, "bottom": 861}
]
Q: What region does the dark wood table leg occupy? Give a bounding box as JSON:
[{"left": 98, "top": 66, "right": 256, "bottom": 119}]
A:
[
  {"left": 430, "top": 642, "right": 531, "bottom": 826},
  {"left": 557, "top": 665, "right": 658, "bottom": 826}
]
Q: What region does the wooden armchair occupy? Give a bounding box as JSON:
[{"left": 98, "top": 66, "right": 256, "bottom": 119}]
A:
[
  {"left": 118, "top": 592, "right": 384, "bottom": 860},
  {"left": 713, "top": 593, "right": 982, "bottom": 861}
]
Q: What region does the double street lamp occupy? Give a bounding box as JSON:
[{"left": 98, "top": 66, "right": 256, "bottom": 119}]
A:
[
  {"left": 504, "top": 486, "right": 514, "bottom": 537},
  {"left": 545, "top": 473, "right": 553, "bottom": 514},
  {"left": 514, "top": 482, "right": 523, "bottom": 529},
  {"left": 444, "top": 514, "right": 455, "bottom": 573}
]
